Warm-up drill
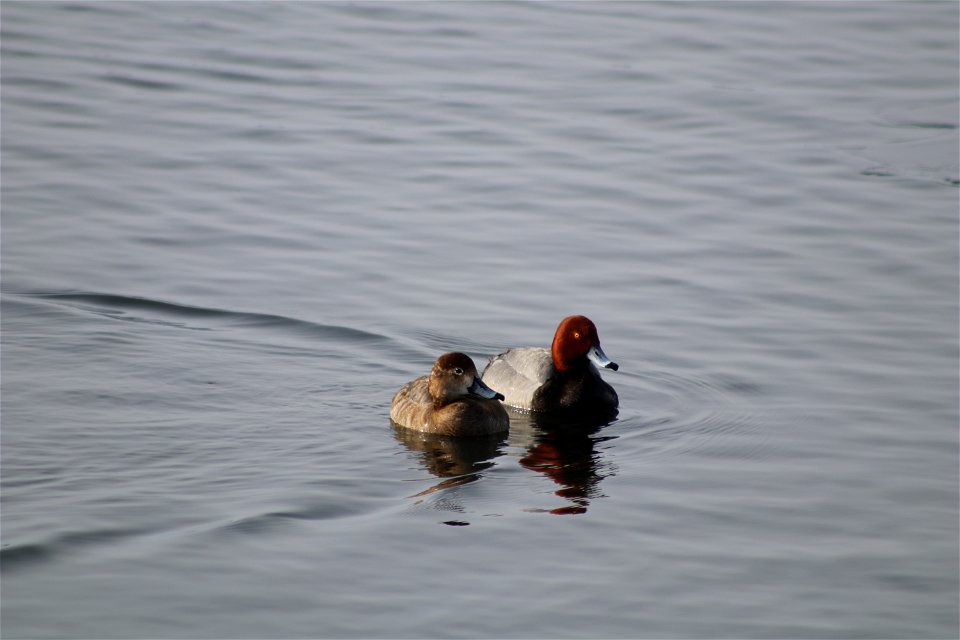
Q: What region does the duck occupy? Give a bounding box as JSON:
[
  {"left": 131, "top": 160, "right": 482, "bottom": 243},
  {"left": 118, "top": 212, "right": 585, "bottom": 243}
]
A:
[
  {"left": 390, "top": 352, "right": 509, "bottom": 436},
  {"left": 482, "top": 315, "right": 619, "bottom": 415}
]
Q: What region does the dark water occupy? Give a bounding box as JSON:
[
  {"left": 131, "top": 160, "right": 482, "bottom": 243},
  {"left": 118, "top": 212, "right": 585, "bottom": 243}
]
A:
[{"left": 2, "top": 2, "right": 958, "bottom": 638}]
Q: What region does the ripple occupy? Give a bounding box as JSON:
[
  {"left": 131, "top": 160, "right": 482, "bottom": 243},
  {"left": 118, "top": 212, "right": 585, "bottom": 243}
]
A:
[
  {"left": 0, "top": 542, "right": 55, "bottom": 569},
  {"left": 619, "top": 368, "right": 768, "bottom": 460},
  {"left": 99, "top": 73, "right": 185, "bottom": 92},
  {"left": 0, "top": 525, "right": 159, "bottom": 572},
  {"left": 211, "top": 500, "right": 382, "bottom": 538},
  {"left": 10, "top": 290, "right": 392, "bottom": 346}
]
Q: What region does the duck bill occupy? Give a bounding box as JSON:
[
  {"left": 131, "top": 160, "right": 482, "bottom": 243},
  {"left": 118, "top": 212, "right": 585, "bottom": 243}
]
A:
[
  {"left": 587, "top": 344, "right": 619, "bottom": 371},
  {"left": 468, "top": 377, "right": 505, "bottom": 401}
]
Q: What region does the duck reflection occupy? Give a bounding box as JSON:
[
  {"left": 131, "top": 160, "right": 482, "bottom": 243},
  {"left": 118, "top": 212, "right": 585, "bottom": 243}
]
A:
[
  {"left": 391, "top": 423, "right": 507, "bottom": 498},
  {"left": 511, "top": 412, "right": 618, "bottom": 515},
  {"left": 392, "top": 412, "right": 616, "bottom": 515}
]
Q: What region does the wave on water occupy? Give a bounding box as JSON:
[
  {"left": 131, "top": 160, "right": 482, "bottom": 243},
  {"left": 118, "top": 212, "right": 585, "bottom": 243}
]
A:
[
  {"left": 616, "top": 368, "right": 770, "bottom": 461},
  {"left": 4, "top": 289, "right": 391, "bottom": 346},
  {"left": 0, "top": 525, "right": 161, "bottom": 573}
]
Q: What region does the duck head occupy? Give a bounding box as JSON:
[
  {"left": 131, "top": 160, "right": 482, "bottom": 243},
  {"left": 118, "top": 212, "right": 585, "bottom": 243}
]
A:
[
  {"left": 429, "top": 352, "right": 505, "bottom": 406},
  {"left": 550, "top": 315, "right": 619, "bottom": 373}
]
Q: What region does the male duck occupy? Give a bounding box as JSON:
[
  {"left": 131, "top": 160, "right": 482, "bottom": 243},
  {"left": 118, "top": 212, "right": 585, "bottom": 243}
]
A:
[
  {"left": 390, "top": 352, "right": 509, "bottom": 436},
  {"left": 482, "top": 315, "right": 619, "bottom": 415}
]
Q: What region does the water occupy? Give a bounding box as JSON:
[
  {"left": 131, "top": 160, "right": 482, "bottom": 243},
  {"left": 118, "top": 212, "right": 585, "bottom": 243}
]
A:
[{"left": 2, "top": 2, "right": 957, "bottom": 638}]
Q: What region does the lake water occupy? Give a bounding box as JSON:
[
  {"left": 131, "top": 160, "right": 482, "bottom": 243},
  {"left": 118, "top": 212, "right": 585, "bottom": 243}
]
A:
[{"left": 2, "top": 2, "right": 958, "bottom": 638}]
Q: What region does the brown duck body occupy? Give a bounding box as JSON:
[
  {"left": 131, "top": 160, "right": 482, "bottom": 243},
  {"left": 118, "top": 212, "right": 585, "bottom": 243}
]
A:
[
  {"left": 390, "top": 352, "right": 509, "bottom": 437},
  {"left": 390, "top": 376, "right": 509, "bottom": 436}
]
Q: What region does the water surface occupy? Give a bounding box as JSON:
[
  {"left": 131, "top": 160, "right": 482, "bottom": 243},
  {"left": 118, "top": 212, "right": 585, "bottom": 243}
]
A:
[{"left": 2, "top": 2, "right": 958, "bottom": 638}]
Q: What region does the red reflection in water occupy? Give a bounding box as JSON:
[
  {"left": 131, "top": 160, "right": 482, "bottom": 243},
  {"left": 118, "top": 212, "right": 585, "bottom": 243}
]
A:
[{"left": 520, "top": 428, "right": 606, "bottom": 515}]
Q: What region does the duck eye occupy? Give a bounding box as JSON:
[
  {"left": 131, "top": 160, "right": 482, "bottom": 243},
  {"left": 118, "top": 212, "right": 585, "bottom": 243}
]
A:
[
  {"left": 453, "top": 367, "right": 464, "bottom": 375},
  {"left": 573, "top": 331, "right": 581, "bottom": 339}
]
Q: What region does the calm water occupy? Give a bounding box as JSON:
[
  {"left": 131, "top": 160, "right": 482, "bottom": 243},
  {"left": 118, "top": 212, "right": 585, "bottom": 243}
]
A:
[{"left": 2, "top": 2, "right": 958, "bottom": 638}]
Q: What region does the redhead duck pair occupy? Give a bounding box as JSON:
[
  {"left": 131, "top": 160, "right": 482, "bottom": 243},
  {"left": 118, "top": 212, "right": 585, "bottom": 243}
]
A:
[{"left": 390, "top": 316, "right": 619, "bottom": 436}]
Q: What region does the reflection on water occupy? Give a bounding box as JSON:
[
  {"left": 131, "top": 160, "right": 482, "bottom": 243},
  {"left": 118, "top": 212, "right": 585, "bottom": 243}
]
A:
[
  {"left": 511, "top": 413, "right": 618, "bottom": 515},
  {"left": 394, "top": 413, "right": 618, "bottom": 516},
  {"left": 391, "top": 423, "right": 507, "bottom": 498}
]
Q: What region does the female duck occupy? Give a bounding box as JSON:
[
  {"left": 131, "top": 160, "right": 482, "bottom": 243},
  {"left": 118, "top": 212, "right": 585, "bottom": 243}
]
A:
[
  {"left": 390, "top": 352, "right": 509, "bottom": 436},
  {"left": 482, "top": 315, "right": 619, "bottom": 415}
]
